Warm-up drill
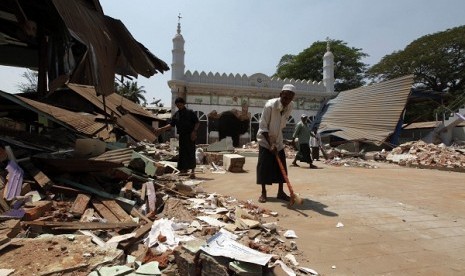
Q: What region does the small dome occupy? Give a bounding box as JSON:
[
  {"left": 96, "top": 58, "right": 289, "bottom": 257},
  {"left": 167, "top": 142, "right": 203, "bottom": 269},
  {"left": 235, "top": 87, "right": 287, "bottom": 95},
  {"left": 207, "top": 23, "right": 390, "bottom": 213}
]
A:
[{"left": 324, "top": 51, "right": 334, "bottom": 58}]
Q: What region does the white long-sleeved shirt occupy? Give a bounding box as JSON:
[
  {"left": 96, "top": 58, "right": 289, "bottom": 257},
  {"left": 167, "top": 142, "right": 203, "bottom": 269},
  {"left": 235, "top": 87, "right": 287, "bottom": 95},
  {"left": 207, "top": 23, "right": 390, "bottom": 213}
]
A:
[
  {"left": 257, "top": 98, "right": 294, "bottom": 151},
  {"left": 309, "top": 132, "right": 322, "bottom": 147}
]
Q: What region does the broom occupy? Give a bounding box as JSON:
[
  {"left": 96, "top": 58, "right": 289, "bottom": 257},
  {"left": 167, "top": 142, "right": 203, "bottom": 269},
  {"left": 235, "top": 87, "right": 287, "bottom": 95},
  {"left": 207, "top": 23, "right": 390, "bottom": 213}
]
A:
[{"left": 275, "top": 154, "right": 303, "bottom": 206}]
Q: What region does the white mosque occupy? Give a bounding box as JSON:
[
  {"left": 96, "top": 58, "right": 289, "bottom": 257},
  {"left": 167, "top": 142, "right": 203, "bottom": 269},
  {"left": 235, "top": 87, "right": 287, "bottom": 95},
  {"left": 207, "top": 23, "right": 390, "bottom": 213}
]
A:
[{"left": 167, "top": 19, "right": 337, "bottom": 145}]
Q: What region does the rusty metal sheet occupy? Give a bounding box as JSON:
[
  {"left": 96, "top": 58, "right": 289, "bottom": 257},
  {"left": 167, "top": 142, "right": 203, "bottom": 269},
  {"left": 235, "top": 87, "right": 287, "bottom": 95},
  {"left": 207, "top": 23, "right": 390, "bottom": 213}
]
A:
[
  {"left": 67, "top": 83, "right": 156, "bottom": 118},
  {"left": 117, "top": 113, "right": 156, "bottom": 142},
  {"left": 318, "top": 75, "right": 414, "bottom": 145},
  {"left": 52, "top": 0, "right": 168, "bottom": 96},
  {"left": 18, "top": 96, "right": 106, "bottom": 136},
  {"left": 91, "top": 148, "right": 134, "bottom": 167},
  {"left": 0, "top": 90, "right": 105, "bottom": 136}
]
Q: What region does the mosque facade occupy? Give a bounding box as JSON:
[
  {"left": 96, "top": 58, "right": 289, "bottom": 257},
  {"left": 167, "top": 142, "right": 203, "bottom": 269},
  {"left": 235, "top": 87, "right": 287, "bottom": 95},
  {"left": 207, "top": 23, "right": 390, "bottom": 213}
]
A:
[{"left": 167, "top": 21, "right": 337, "bottom": 145}]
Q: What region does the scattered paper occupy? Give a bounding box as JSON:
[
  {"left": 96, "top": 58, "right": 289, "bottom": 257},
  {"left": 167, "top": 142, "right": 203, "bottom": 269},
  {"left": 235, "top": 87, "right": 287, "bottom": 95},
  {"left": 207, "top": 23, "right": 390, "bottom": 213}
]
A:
[
  {"left": 336, "top": 222, "right": 344, "bottom": 228},
  {"left": 283, "top": 230, "right": 298, "bottom": 238},
  {"left": 196, "top": 215, "right": 227, "bottom": 227},
  {"left": 145, "top": 218, "right": 195, "bottom": 252},
  {"left": 298, "top": 266, "right": 319, "bottom": 275},
  {"left": 270, "top": 260, "right": 296, "bottom": 276},
  {"left": 200, "top": 231, "right": 273, "bottom": 266},
  {"left": 285, "top": 253, "right": 299, "bottom": 266}
]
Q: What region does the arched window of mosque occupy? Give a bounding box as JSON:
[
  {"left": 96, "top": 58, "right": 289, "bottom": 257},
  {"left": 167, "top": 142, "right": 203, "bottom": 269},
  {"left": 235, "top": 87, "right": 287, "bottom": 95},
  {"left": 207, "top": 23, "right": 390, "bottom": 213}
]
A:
[
  {"left": 251, "top": 113, "right": 261, "bottom": 123},
  {"left": 195, "top": 111, "right": 207, "bottom": 121},
  {"left": 194, "top": 111, "right": 208, "bottom": 144}
]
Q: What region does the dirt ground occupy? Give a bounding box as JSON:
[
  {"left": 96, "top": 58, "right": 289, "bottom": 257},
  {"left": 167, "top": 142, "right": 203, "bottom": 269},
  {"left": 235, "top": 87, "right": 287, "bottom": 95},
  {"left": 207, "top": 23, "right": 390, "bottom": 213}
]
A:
[{"left": 199, "top": 156, "right": 465, "bottom": 275}]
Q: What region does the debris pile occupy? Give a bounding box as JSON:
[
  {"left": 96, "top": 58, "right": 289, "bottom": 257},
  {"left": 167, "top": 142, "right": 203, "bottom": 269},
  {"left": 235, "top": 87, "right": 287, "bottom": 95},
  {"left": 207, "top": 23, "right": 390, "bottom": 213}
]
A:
[
  {"left": 323, "top": 157, "right": 379, "bottom": 169},
  {"left": 387, "top": 141, "right": 465, "bottom": 170},
  {"left": 0, "top": 138, "right": 316, "bottom": 275}
]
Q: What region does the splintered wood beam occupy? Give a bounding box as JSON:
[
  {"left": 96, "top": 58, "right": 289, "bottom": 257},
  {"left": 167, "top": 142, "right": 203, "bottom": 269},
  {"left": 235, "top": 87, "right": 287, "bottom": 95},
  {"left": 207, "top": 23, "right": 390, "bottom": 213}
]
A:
[
  {"left": 20, "top": 161, "right": 54, "bottom": 190},
  {"left": 70, "top": 194, "right": 91, "bottom": 217},
  {"left": 22, "top": 221, "right": 139, "bottom": 230}
]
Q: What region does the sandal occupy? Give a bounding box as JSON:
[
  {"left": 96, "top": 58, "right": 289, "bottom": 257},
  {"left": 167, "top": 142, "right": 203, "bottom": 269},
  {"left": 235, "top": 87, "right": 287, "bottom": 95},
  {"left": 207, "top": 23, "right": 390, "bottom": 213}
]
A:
[
  {"left": 290, "top": 163, "right": 299, "bottom": 167},
  {"left": 258, "top": 194, "right": 267, "bottom": 203},
  {"left": 277, "top": 192, "right": 291, "bottom": 202}
]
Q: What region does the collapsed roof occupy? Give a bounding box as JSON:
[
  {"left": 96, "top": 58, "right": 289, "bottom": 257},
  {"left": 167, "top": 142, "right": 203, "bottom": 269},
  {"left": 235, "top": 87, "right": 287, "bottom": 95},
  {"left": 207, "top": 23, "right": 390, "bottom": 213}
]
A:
[
  {"left": 318, "top": 75, "right": 414, "bottom": 146},
  {"left": 0, "top": 0, "right": 169, "bottom": 96},
  {"left": 0, "top": 85, "right": 157, "bottom": 142}
]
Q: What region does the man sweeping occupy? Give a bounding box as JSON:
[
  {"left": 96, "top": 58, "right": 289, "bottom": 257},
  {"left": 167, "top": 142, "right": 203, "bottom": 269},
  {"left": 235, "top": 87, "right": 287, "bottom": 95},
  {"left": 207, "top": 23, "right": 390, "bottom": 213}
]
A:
[{"left": 256, "top": 84, "right": 295, "bottom": 203}]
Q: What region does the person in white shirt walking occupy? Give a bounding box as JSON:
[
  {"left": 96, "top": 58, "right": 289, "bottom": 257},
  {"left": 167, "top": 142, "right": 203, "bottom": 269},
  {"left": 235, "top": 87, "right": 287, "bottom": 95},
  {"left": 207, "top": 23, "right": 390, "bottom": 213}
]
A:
[{"left": 309, "top": 126, "right": 322, "bottom": 161}]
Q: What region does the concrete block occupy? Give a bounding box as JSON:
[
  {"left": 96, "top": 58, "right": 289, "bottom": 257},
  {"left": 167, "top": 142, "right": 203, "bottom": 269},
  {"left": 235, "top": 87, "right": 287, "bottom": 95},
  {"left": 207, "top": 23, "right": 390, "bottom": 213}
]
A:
[{"left": 223, "top": 154, "right": 245, "bottom": 172}]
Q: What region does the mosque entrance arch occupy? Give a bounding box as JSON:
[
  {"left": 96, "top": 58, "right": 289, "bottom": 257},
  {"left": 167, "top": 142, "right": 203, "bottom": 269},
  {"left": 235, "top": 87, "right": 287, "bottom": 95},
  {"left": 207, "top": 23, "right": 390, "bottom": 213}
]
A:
[{"left": 251, "top": 113, "right": 261, "bottom": 141}]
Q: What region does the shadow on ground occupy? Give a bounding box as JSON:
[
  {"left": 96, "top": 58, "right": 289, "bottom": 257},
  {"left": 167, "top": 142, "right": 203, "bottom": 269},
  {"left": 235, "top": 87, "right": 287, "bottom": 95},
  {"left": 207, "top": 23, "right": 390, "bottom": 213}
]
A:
[{"left": 270, "top": 197, "right": 338, "bottom": 217}]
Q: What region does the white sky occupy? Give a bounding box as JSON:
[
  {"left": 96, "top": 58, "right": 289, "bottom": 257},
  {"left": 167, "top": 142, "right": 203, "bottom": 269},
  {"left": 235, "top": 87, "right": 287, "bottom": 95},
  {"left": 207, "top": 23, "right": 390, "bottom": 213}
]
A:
[{"left": 1, "top": 0, "right": 464, "bottom": 106}]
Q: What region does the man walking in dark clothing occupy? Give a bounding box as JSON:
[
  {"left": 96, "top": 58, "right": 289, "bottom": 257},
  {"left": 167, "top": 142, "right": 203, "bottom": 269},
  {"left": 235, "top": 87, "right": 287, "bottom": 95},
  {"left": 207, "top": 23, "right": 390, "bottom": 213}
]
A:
[{"left": 155, "top": 97, "right": 199, "bottom": 178}]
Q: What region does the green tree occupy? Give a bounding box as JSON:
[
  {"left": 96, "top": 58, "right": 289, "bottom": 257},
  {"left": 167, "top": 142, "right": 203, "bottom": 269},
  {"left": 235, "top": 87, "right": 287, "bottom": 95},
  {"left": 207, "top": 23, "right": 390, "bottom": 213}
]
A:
[
  {"left": 17, "top": 69, "right": 38, "bottom": 93},
  {"left": 367, "top": 25, "right": 465, "bottom": 122},
  {"left": 274, "top": 39, "right": 368, "bottom": 91},
  {"left": 115, "top": 80, "right": 147, "bottom": 105}
]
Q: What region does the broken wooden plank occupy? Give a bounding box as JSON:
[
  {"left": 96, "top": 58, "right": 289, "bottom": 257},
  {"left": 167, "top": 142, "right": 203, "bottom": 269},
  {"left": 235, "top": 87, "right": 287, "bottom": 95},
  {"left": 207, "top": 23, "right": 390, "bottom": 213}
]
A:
[
  {"left": 91, "top": 199, "right": 120, "bottom": 223},
  {"left": 130, "top": 207, "right": 152, "bottom": 224},
  {"left": 99, "top": 198, "right": 133, "bottom": 222},
  {"left": 0, "top": 235, "right": 12, "bottom": 252},
  {"left": 0, "top": 194, "right": 9, "bottom": 212},
  {"left": 120, "top": 222, "right": 153, "bottom": 249},
  {"left": 20, "top": 161, "right": 54, "bottom": 190},
  {"left": 22, "top": 221, "right": 139, "bottom": 230},
  {"left": 70, "top": 194, "right": 91, "bottom": 217},
  {"left": 0, "top": 219, "right": 21, "bottom": 238},
  {"left": 23, "top": 201, "right": 52, "bottom": 221}
]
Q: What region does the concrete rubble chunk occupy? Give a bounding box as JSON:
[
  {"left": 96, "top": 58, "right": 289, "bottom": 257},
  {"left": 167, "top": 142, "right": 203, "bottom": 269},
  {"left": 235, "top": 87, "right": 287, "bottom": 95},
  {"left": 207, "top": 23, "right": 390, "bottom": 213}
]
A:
[
  {"left": 135, "top": 261, "right": 161, "bottom": 275},
  {"left": 206, "top": 137, "right": 234, "bottom": 152},
  {"left": 223, "top": 153, "right": 246, "bottom": 172}
]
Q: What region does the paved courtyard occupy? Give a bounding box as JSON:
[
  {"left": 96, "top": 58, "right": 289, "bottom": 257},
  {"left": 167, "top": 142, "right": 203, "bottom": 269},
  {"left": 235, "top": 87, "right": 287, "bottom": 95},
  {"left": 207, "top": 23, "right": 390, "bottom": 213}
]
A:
[{"left": 200, "top": 156, "right": 465, "bottom": 275}]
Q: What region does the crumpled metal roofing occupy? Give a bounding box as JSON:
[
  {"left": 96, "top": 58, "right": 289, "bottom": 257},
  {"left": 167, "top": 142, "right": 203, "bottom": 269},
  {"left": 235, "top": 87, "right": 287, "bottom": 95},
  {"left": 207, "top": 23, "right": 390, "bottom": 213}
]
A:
[
  {"left": 318, "top": 75, "right": 414, "bottom": 145},
  {"left": 52, "top": 0, "right": 168, "bottom": 96},
  {"left": 66, "top": 83, "right": 157, "bottom": 142},
  {"left": 66, "top": 83, "right": 156, "bottom": 118},
  {"left": 0, "top": 0, "right": 169, "bottom": 96},
  {"left": 0, "top": 90, "right": 106, "bottom": 136}
]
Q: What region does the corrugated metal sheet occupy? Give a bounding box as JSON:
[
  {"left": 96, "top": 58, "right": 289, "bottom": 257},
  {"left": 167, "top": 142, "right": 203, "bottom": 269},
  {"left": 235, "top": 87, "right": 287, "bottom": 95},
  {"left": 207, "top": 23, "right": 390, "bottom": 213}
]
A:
[
  {"left": 403, "top": 121, "right": 440, "bottom": 130},
  {"left": 117, "top": 113, "right": 157, "bottom": 142},
  {"left": 0, "top": 1, "right": 168, "bottom": 96},
  {"left": 19, "top": 96, "right": 107, "bottom": 136},
  {"left": 51, "top": 0, "right": 168, "bottom": 96},
  {"left": 67, "top": 83, "right": 156, "bottom": 118},
  {"left": 403, "top": 120, "right": 465, "bottom": 130},
  {"left": 318, "top": 75, "right": 414, "bottom": 145},
  {"left": 0, "top": 90, "right": 105, "bottom": 136},
  {"left": 91, "top": 148, "right": 134, "bottom": 166}
]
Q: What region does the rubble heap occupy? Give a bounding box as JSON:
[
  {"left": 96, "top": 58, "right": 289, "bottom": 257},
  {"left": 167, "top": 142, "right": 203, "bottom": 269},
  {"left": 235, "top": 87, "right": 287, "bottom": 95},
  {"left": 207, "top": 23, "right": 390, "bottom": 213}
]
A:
[
  {"left": 387, "top": 141, "right": 465, "bottom": 170},
  {"left": 0, "top": 139, "right": 316, "bottom": 276}
]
